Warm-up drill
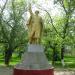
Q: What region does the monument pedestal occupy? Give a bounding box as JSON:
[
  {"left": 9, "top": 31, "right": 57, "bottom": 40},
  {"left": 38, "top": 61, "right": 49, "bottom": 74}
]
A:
[
  {"left": 13, "top": 44, "right": 54, "bottom": 75},
  {"left": 14, "top": 68, "right": 54, "bottom": 75}
]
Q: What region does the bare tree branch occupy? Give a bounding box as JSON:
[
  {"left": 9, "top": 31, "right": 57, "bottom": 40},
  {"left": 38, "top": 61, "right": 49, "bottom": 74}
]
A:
[
  {"left": 1, "top": 26, "right": 9, "bottom": 42},
  {"left": 2, "top": 19, "right": 13, "bottom": 28},
  {"left": 0, "top": 0, "right": 8, "bottom": 14},
  {"left": 0, "top": 0, "right": 9, "bottom": 42}
]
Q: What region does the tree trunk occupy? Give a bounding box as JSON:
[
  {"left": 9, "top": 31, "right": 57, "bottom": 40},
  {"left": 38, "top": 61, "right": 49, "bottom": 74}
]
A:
[
  {"left": 5, "top": 48, "right": 13, "bottom": 66},
  {"left": 61, "top": 45, "right": 65, "bottom": 66},
  {"left": 52, "top": 44, "right": 57, "bottom": 65},
  {"left": 52, "top": 49, "right": 55, "bottom": 65}
]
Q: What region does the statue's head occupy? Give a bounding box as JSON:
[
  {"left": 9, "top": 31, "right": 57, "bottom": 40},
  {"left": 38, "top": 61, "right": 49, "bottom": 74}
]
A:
[{"left": 35, "top": 10, "right": 39, "bottom": 15}]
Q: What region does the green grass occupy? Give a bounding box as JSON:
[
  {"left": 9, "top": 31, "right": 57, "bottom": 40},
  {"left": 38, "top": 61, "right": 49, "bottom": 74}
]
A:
[
  {"left": 52, "top": 56, "right": 75, "bottom": 70},
  {"left": 0, "top": 55, "right": 75, "bottom": 70},
  {"left": 0, "top": 54, "right": 20, "bottom": 66}
]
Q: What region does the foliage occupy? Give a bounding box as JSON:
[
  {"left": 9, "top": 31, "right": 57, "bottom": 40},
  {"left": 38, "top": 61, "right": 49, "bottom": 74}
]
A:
[
  {"left": 0, "top": 0, "right": 27, "bottom": 65},
  {"left": 0, "top": 0, "right": 75, "bottom": 66}
]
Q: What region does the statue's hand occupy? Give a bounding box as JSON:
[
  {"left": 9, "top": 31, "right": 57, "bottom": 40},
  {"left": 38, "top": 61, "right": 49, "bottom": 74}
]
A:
[
  {"left": 28, "top": 3, "right": 33, "bottom": 15},
  {"left": 29, "top": 3, "right": 31, "bottom": 9}
]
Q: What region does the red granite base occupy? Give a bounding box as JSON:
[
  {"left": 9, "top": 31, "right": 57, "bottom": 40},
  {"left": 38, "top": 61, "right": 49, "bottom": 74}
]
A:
[{"left": 13, "top": 68, "right": 54, "bottom": 75}]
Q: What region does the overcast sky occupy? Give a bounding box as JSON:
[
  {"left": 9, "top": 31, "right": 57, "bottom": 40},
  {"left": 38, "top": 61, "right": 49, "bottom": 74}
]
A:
[
  {"left": 0, "top": 0, "right": 63, "bottom": 23},
  {"left": 0, "top": 0, "right": 62, "bottom": 16},
  {"left": 27, "top": 0, "right": 62, "bottom": 16}
]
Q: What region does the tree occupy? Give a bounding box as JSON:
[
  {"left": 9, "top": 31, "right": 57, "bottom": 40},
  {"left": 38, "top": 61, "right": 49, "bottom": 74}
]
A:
[
  {"left": 0, "top": 0, "right": 27, "bottom": 65},
  {"left": 53, "top": 0, "right": 75, "bottom": 66}
]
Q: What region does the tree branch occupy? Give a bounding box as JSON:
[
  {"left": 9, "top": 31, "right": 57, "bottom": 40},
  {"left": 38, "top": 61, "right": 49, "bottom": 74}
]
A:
[
  {"left": 2, "top": 19, "right": 13, "bottom": 28},
  {"left": 37, "top": 5, "right": 62, "bottom": 37},
  {"left": 1, "top": 0, "right": 8, "bottom": 14},
  {"left": 1, "top": 26, "right": 9, "bottom": 42},
  {"left": 0, "top": 40, "right": 8, "bottom": 44}
]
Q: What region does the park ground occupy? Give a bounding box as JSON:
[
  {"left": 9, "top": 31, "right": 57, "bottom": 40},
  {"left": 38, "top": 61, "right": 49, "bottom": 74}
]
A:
[
  {"left": 0, "top": 53, "right": 75, "bottom": 75},
  {"left": 0, "top": 55, "right": 75, "bottom": 75}
]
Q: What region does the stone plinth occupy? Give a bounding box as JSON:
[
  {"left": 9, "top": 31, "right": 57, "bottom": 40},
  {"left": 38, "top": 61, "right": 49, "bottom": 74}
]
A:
[{"left": 13, "top": 44, "right": 54, "bottom": 75}]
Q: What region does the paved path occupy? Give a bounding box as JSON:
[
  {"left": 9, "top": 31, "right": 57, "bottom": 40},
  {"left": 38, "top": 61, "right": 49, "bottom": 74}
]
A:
[{"left": 0, "top": 67, "right": 75, "bottom": 75}]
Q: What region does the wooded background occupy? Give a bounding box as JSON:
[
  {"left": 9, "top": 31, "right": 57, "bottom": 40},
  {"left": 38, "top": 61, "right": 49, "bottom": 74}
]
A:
[{"left": 0, "top": 0, "right": 75, "bottom": 67}]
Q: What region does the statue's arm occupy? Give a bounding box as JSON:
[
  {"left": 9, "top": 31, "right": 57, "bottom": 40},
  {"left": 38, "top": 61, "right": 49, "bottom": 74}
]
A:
[{"left": 29, "top": 4, "right": 33, "bottom": 15}]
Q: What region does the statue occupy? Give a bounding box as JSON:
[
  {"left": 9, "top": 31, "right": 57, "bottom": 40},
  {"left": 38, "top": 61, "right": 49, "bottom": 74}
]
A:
[
  {"left": 14, "top": 4, "right": 54, "bottom": 74},
  {"left": 26, "top": 4, "right": 43, "bottom": 44}
]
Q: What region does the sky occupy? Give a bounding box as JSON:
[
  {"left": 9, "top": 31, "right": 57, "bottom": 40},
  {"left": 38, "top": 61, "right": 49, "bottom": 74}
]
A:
[
  {"left": 0, "top": 0, "right": 63, "bottom": 24},
  {"left": 0, "top": 0, "right": 6, "bottom": 7},
  {"left": 0, "top": 0, "right": 62, "bottom": 16},
  {"left": 28, "top": 0, "right": 61, "bottom": 16}
]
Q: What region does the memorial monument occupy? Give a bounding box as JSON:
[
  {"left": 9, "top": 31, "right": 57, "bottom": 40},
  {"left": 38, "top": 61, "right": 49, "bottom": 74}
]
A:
[{"left": 13, "top": 4, "right": 54, "bottom": 75}]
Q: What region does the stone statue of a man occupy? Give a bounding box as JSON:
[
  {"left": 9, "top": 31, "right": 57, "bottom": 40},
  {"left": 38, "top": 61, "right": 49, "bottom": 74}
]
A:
[{"left": 27, "top": 4, "right": 43, "bottom": 44}]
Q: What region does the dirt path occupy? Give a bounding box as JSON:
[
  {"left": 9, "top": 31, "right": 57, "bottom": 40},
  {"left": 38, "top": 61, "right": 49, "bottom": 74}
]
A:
[{"left": 0, "top": 66, "right": 75, "bottom": 75}]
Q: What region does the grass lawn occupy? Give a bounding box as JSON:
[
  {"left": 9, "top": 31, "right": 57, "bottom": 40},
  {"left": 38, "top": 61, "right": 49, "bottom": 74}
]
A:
[
  {"left": 52, "top": 56, "right": 75, "bottom": 70},
  {"left": 0, "top": 54, "right": 75, "bottom": 70}
]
